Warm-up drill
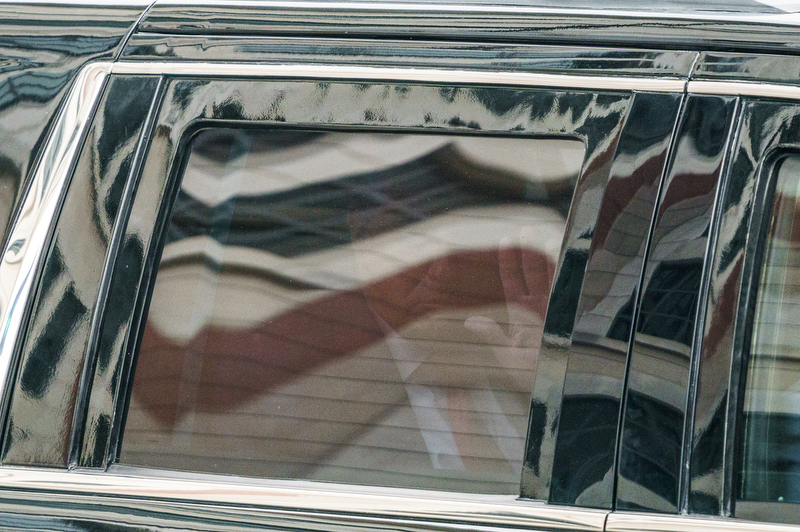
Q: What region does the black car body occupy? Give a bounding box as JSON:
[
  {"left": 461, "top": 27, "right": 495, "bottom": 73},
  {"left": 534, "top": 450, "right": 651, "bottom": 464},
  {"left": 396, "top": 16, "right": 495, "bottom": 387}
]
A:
[{"left": 0, "top": 1, "right": 798, "bottom": 530}]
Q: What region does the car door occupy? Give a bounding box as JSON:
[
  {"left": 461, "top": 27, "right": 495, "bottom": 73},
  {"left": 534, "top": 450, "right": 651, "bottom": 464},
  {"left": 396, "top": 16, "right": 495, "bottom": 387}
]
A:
[
  {"left": 0, "top": 6, "right": 695, "bottom": 530},
  {"left": 607, "top": 52, "right": 800, "bottom": 531}
]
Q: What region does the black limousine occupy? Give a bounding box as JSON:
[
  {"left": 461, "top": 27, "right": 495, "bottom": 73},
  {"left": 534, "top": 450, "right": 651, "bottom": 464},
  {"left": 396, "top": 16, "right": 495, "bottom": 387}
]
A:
[{"left": 0, "top": 0, "right": 797, "bottom": 530}]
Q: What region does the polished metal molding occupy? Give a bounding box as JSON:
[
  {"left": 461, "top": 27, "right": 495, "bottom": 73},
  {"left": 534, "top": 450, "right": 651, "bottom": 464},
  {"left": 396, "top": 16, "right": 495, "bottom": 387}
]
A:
[
  {"left": 0, "top": 466, "right": 607, "bottom": 531},
  {"left": 606, "top": 512, "right": 800, "bottom": 531},
  {"left": 14, "top": 0, "right": 149, "bottom": 4},
  {"left": 150, "top": 0, "right": 799, "bottom": 20},
  {"left": 111, "top": 61, "right": 686, "bottom": 92},
  {"left": 689, "top": 80, "right": 800, "bottom": 99},
  {"left": 111, "top": 62, "right": 800, "bottom": 100},
  {"left": 692, "top": 51, "right": 800, "bottom": 85},
  {"left": 121, "top": 35, "right": 698, "bottom": 79},
  {"left": 138, "top": 0, "right": 800, "bottom": 55},
  {"left": 0, "top": 63, "right": 111, "bottom": 416}
]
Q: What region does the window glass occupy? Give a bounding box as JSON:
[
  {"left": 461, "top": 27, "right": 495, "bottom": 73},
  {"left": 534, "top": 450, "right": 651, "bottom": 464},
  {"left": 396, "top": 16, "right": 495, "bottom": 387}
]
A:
[
  {"left": 741, "top": 155, "right": 800, "bottom": 506},
  {"left": 120, "top": 129, "right": 584, "bottom": 493}
]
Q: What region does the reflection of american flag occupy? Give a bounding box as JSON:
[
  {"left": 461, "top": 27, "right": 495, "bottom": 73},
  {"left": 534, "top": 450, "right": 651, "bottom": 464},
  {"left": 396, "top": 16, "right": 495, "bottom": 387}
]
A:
[{"left": 122, "top": 130, "right": 574, "bottom": 493}]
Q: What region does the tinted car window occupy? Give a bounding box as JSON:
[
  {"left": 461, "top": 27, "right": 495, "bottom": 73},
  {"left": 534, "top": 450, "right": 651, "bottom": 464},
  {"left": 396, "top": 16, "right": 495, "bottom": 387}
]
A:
[
  {"left": 119, "top": 128, "right": 584, "bottom": 493},
  {"left": 740, "top": 154, "right": 800, "bottom": 507}
]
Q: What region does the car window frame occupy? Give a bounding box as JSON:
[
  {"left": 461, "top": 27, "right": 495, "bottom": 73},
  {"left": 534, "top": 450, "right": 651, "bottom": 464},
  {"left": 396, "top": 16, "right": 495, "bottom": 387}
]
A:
[
  {"left": 690, "top": 97, "right": 800, "bottom": 524},
  {"left": 8, "top": 27, "right": 800, "bottom": 532},
  {"left": 0, "top": 48, "right": 697, "bottom": 529},
  {"left": 599, "top": 55, "right": 800, "bottom": 532},
  {"left": 86, "top": 69, "right": 642, "bottom": 489}
]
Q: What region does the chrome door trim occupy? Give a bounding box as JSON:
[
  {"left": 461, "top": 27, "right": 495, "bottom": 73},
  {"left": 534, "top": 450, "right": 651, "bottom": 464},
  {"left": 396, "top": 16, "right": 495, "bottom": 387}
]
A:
[
  {"left": 688, "top": 80, "right": 800, "bottom": 99},
  {"left": 111, "top": 62, "right": 800, "bottom": 101},
  {"left": 0, "top": 62, "right": 111, "bottom": 413},
  {"left": 136, "top": 2, "right": 800, "bottom": 55},
  {"left": 606, "top": 512, "right": 800, "bottom": 531},
  {"left": 111, "top": 61, "right": 687, "bottom": 92},
  {"left": 0, "top": 466, "right": 607, "bottom": 531},
  {"left": 148, "top": 0, "right": 800, "bottom": 21},
  {"left": 4, "top": 60, "right": 800, "bottom": 526}
]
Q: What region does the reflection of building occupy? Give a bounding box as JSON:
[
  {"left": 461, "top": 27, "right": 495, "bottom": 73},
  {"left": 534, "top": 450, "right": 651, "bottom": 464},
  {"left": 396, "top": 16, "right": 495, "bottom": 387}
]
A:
[
  {"left": 550, "top": 119, "right": 721, "bottom": 508},
  {"left": 122, "top": 130, "right": 583, "bottom": 494}
]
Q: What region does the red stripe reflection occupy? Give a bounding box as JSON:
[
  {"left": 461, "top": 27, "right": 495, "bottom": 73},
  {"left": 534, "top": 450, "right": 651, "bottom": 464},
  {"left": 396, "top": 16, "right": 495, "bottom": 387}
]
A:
[{"left": 133, "top": 247, "right": 554, "bottom": 426}]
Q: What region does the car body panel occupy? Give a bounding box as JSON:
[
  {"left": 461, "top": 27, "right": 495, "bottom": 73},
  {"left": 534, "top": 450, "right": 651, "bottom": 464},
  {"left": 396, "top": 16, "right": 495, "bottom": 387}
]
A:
[
  {"left": 0, "top": 2, "right": 799, "bottom": 531},
  {"left": 0, "top": 1, "right": 149, "bottom": 248}
]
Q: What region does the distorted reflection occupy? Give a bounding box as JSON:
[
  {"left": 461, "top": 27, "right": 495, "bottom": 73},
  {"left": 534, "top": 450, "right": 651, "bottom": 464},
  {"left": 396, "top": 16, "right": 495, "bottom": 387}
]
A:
[
  {"left": 0, "top": 4, "right": 147, "bottom": 244},
  {"left": 616, "top": 96, "right": 732, "bottom": 512},
  {"left": 741, "top": 155, "right": 800, "bottom": 505},
  {"left": 543, "top": 92, "right": 683, "bottom": 508},
  {"left": 121, "top": 129, "right": 583, "bottom": 493}
]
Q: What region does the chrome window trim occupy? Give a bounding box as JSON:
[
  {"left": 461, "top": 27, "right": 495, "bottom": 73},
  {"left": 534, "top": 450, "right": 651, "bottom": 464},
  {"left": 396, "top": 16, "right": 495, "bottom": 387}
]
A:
[
  {"left": 149, "top": 0, "right": 800, "bottom": 21},
  {"left": 111, "top": 61, "right": 687, "bottom": 91},
  {"left": 688, "top": 80, "right": 800, "bottom": 99},
  {"left": 606, "top": 512, "right": 800, "bottom": 531},
  {"left": 0, "top": 466, "right": 607, "bottom": 531},
  {"left": 110, "top": 63, "right": 800, "bottom": 101},
  {"left": 4, "top": 60, "right": 800, "bottom": 521},
  {"left": 0, "top": 62, "right": 111, "bottom": 416}
]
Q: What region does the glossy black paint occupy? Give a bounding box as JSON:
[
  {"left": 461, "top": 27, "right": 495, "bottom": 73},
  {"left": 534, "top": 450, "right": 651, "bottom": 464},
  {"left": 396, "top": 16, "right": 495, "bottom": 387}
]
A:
[
  {"left": 138, "top": 2, "right": 800, "bottom": 54},
  {"left": 79, "top": 75, "right": 165, "bottom": 469},
  {"left": 2, "top": 75, "right": 160, "bottom": 467},
  {"left": 121, "top": 35, "right": 698, "bottom": 79},
  {"left": 0, "top": 2, "right": 148, "bottom": 250},
  {"left": 3, "top": 0, "right": 800, "bottom": 529},
  {"left": 521, "top": 91, "right": 665, "bottom": 503},
  {"left": 544, "top": 92, "right": 683, "bottom": 508},
  {"left": 617, "top": 95, "right": 737, "bottom": 513},
  {"left": 79, "top": 77, "right": 636, "bottom": 494},
  {"left": 690, "top": 100, "right": 800, "bottom": 521}
]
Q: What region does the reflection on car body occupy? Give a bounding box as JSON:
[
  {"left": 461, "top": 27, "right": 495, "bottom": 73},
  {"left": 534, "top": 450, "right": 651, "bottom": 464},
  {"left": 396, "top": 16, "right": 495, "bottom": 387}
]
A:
[
  {"left": 3, "top": 1, "right": 800, "bottom": 531},
  {"left": 125, "top": 130, "right": 577, "bottom": 491}
]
